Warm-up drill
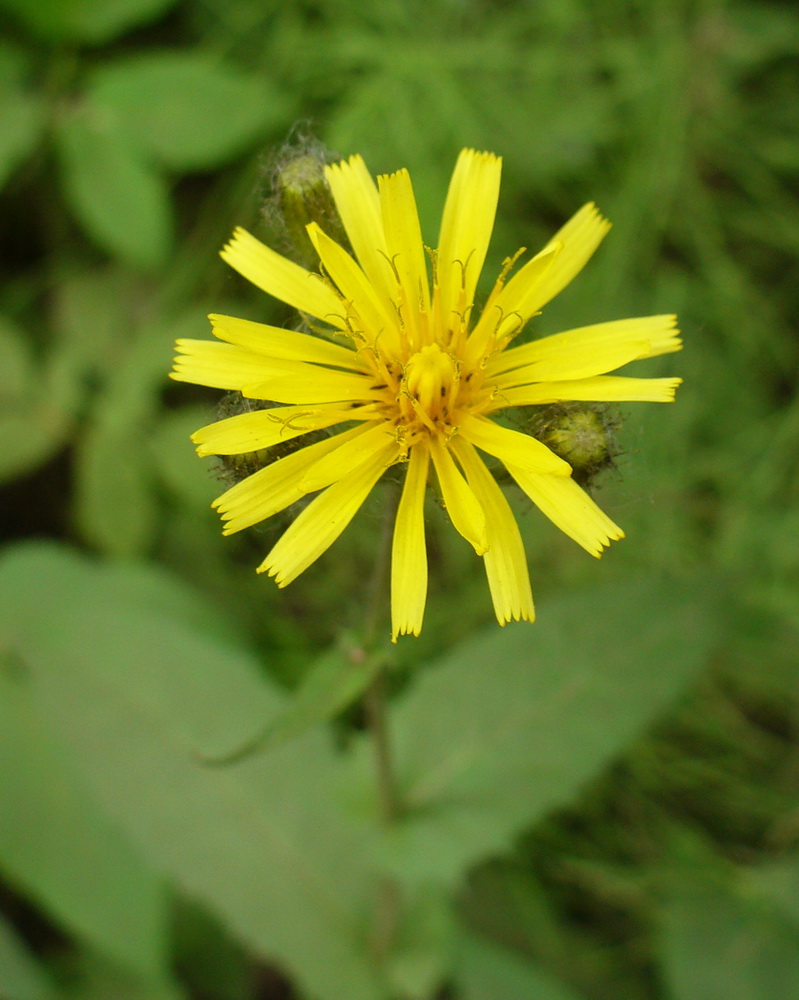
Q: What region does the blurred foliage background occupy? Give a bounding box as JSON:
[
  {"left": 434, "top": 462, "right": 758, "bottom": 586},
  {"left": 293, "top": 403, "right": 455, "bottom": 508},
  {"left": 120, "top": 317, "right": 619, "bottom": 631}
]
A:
[{"left": 1, "top": 0, "right": 799, "bottom": 998}]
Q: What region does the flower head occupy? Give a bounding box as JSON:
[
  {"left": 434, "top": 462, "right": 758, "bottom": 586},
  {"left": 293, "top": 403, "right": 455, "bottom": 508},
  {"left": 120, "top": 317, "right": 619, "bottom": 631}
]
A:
[{"left": 172, "top": 149, "right": 681, "bottom": 640}]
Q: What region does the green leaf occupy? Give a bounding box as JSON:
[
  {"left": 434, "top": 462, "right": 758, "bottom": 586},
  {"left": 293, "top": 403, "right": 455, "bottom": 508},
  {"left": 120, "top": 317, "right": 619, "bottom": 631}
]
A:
[
  {"left": 149, "top": 405, "right": 220, "bottom": 511},
  {"left": 0, "top": 664, "right": 169, "bottom": 979},
  {"left": 58, "top": 953, "right": 185, "bottom": 1000},
  {"left": 205, "top": 643, "right": 387, "bottom": 764},
  {"left": 0, "top": 314, "right": 33, "bottom": 397},
  {"left": 749, "top": 856, "right": 799, "bottom": 935},
  {"left": 88, "top": 53, "right": 290, "bottom": 171},
  {"left": 74, "top": 416, "right": 159, "bottom": 557},
  {"left": 454, "top": 932, "right": 584, "bottom": 1000},
  {"left": 368, "top": 575, "right": 724, "bottom": 886},
  {"left": 0, "top": 914, "right": 59, "bottom": 1000},
  {"left": 0, "top": 317, "right": 75, "bottom": 484},
  {"left": 0, "top": 0, "right": 179, "bottom": 45},
  {"left": 55, "top": 109, "right": 172, "bottom": 268},
  {"left": 171, "top": 901, "right": 253, "bottom": 1000},
  {"left": 52, "top": 269, "right": 135, "bottom": 373},
  {"left": 387, "top": 887, "right": 455, "bottom": 1000},
  {"left": 0, "top": 543, "right": 384, "bottom": 1000},
  {"left": 73, "top": 307, "right": 206, "bottom": 556},
  {"left": 659, "top": 877, "right": 799, "bottom": 1000},
  {"left": 0, "top": 89, "right": 45, "bottom": 189}
]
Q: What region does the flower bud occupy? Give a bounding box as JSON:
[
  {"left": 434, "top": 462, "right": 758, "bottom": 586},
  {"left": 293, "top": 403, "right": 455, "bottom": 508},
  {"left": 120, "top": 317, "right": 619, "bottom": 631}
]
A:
[
  {"left": 263, "top": 132, "right": 348, "bottom": 269},
  {"left": 529, "top": 403, "right": 619, "bottom": 486}
]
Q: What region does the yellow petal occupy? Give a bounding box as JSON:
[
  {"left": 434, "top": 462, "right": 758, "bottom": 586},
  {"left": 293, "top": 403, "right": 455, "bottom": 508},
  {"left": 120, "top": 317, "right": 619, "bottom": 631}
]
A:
[
  {"left": 492, "top": 376, "right": 683, "bottom": 408},
  {"left": 191, "top": 403, "right": 369, "bottom": 457},
  {"left": 488, "top": 315, "right": 682, "bottom": 377},
  {"left": 325, "top": 155, "right": 394, "bottom": 303},
  {"left": 465, "top": 244, "right": 559, "bottom": 362},
  {"left": 451, "top": 438, "right": 534, "bottom": 625},
  {"left": 494, "top": 340, "right": 653, "bottom": 387},
  {"left": 458, "top": 414, "right": 571, "bottom": 475},
  {"left": 258, "top": 441, "right": 397, "bottom": 586},
  {"left": 242, "top": 367, "right": 380, "bottom": 405},
  {"left": 306, "top": 223, "right": 400, "bottom": 354},
  {"left": 429, "top": 436, "right": 487, "bottom": 555},
  {"left": 220, "top": 228, "right": 345, "bottom": 325},
  {"left": 378, "top": 168, "right": 431, "bottom": 347},
  {"left": 506, "top": 465, "right": 624, "bottom": 556},
  {"left": 214, "top": 425, "right": 368, "bottom": 534},
  {"left": 209, "top": 314, "right": 367, "bottom": 371},
  {"left": 436, "top": 150, "right": 502, "bottom": 333},
  {"left": 171, "top": 340, "right": 308, "bottom": 390},
  {"left": 300, "top": 422, "right": 400, "bottom": 493},
  {"left": 489, "top": 204, "right": 611, "bottom": 323},
  {"left": 391, "top": 442, "right": 430, "bottom": 641}
]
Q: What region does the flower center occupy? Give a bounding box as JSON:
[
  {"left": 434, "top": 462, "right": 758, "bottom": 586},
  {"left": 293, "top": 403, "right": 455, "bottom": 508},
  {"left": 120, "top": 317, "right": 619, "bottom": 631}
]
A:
[{"left": 401, "top": 344, "right": 459, "bottom": 431}]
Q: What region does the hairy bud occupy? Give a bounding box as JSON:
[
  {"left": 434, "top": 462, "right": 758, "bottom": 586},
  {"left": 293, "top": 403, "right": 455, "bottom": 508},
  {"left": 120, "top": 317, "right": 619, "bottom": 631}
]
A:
[
  {"left": 528, "top": 403, "right": 620, "bottom": 486},
  {"left": 262, "top": 129, "right": 348, "bottom": 269}
]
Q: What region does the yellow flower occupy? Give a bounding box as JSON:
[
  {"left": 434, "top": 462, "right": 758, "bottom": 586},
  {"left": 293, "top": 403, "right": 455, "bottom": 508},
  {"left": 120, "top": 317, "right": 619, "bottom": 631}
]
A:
[{"left": 172, "top": 149, "right": 681, "bottom": 640}]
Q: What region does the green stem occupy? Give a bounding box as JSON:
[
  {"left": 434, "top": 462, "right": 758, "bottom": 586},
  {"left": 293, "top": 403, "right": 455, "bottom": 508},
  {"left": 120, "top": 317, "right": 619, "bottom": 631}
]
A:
[
  {"left": 359, "top": 482, "right": 402, "bottom": 824},
  {"left": 358, "top": 483, "right": 403, "bottom": 961},
  {"left": 363, "top": 665, "right": 400, "bottom": 823}
]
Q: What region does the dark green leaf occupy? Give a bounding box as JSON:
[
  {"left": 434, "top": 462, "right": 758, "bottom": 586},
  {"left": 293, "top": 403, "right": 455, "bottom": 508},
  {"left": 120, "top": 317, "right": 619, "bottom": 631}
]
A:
[
  {"left": 0, "top": 666, "right": 169, "bottom": 979},
  {"left": 749, "top": 857, "right": 799, "bottom": 935},
  {"left": 368, "top": 575, "right": 724, "bottom": 886},
  {"left": 0, "top": 315, "right": 33, "bottom": 397},
  {"left": 454, "top": 932, "right": 584, "bottom": 1000},
  {"left": 0, "top": 318, "right": 75, "bottom": 483},
  {"left": 387, "top": 887, "right": 455, "bottom": 1000},
  {"left": 0, "top": 90, "right": 45, "bottom": 189},
  {"left": 56, "top": 110, "right": 172, "bottom": 268},
  {"left": 0, "top": 0, "right": 179, "bottom": 45},
  {"left": 206, "top": 643, "right": 387, "bottom": 764},
  {"left": 74, "top": 417, "right": 159, "bottom": 557},
  {"left": 659, "top": 878, "right": 799, "bottom": 1000},
  {"left": 57, "top": 953, "right": 185, "bottom": 1000},
  {"left": 0, "top": 543, "right": 384, "bottom": 1000},
  {"left": 89, "top": 53, "right": 290, "bottom": 171},
  {"left": 0, "top": 914, "right": 59, "bottom": 1000},
  {"left": 149, "top": 405, "right": 221, "bottom": 511}
]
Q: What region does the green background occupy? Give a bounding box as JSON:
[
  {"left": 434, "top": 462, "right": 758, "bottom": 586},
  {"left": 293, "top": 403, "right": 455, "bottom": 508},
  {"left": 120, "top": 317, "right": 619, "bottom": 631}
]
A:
[{"left": 1, "top": 0, "right": 798, "bottom": 998}]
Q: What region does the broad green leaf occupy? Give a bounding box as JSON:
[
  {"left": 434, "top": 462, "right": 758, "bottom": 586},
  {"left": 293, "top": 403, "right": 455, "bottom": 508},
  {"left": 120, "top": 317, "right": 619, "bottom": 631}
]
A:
[
  {"left": 73, "top": 307, "right": 207, "bottom": 556},
  {"left": 0, "top": 315, "right": 33, "bottom": 396},
  {"left": 52, "top": 269, "right": 135, "bottom": 372},
  {"left": 0, "top": 543, "right": 384, "bottom": 1000},
  {"left": 88, "top": 53, "right": 290, "bottom": 171},
  {"left": 57, "top": 953, "right": 185, "bottom": 1000},
  {"left": 387, "top": 887, "right": 455, "bottom": 1000},
  {"left": 149, "top": 405, "right": 220, "bottom": 511},
  {"left": 171, "top": 901, "right": 253, "bottom": 1000},
  {"left": 0, "top": 89, "right": 45, "bottom": 189},
  {"left": 0, "top": 318, "right": 76, "bottom": 483},
  {"left": 659, "top": 878, "right": 799, "bottom": 1000},
  {"left": 0, "top": 914, "right": 59, "bottom": 1000},
  {"left": 56, "top": 110, "right": 172, "bottom": 268},
  {"left": 0, "top": 41, "right": 31, "bottom": 85},
  {"left": 0, "top": 665, "right": 169, "bottom": 979},
  {"left": 366, "top": 575, "right": 723, "bottom": 886},
  {"left": 454, "top": 932, "right": 584, "bottom": 1000},
  {"left": 74, "top": 417, "right": 159, "bottom": 557},
  {"left": 204, "top": 643, "right": 387, "bottom": 764},
  {"left": 0, "top": 0, "right": 179, "bottom": 44},
  {"left": 749, "top": 856, "right": 799, "bottom": 934}
]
